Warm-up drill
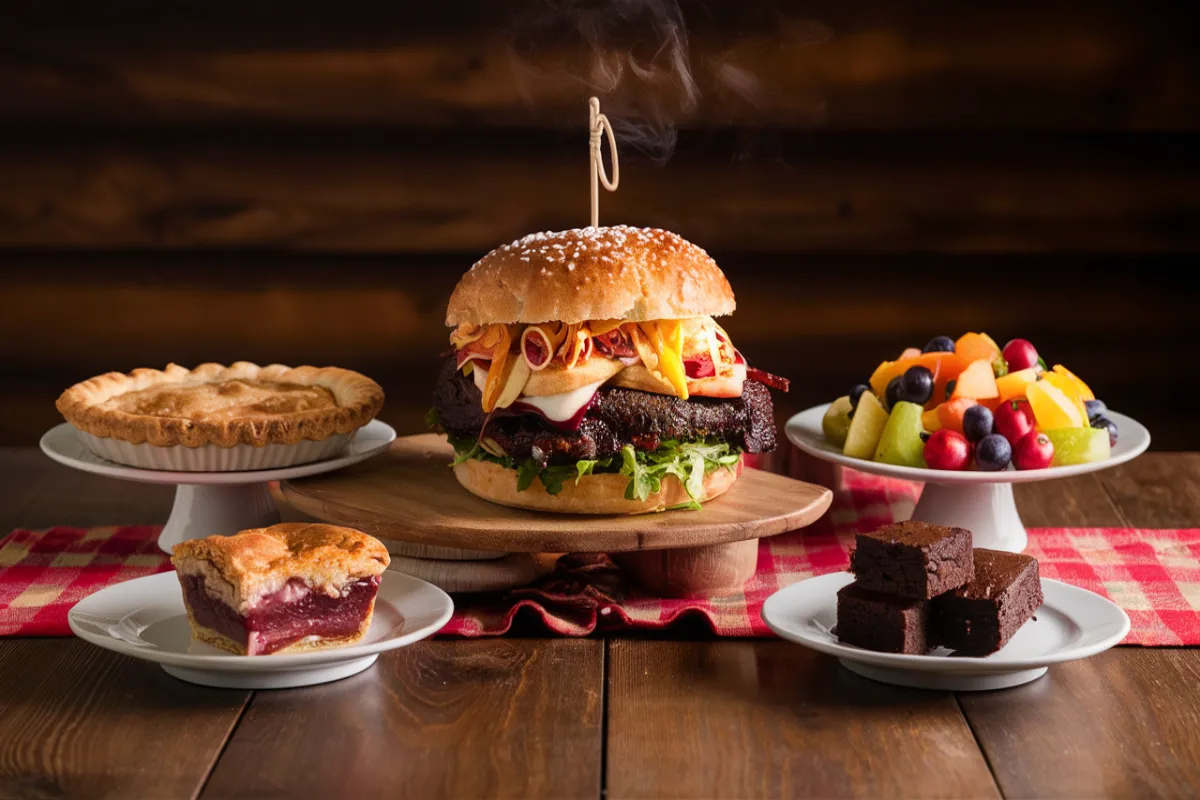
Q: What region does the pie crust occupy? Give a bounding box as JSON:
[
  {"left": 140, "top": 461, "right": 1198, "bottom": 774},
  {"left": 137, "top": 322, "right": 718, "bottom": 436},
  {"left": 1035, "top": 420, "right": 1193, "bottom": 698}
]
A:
[{"left": 56, "top": 362, "right": 384, "bottom": 448}]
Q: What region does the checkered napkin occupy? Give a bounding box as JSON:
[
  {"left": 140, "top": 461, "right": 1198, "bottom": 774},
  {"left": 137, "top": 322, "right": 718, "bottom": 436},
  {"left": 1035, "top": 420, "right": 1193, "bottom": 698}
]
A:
[{"left": 3, "top": 474, "right": 1199, "bottom": 644}]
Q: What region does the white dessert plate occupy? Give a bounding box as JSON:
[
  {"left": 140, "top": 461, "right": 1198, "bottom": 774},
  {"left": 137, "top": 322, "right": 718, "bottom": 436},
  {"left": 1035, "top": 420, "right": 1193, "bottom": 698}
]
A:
[
  {"left": 762, "top": 572, "right": 1130, "bottom": 691},
  {"left": 69, "top": 569, "right": 453, "bottom": 689},
  {"left": 41, "top": 420, "right": 397, "bottom": 553}
]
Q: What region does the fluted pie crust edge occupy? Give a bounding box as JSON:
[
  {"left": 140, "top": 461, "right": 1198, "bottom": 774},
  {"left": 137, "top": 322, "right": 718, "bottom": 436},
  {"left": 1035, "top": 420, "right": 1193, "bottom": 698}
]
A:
[{"left": 56, "top": 362, "right": 384, "bottom": 448}]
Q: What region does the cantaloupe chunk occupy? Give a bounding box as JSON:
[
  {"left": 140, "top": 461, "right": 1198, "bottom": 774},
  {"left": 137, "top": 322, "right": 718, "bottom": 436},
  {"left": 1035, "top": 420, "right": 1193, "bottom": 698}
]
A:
[
  {"left": 899, "top": 347, "right": 922, "bottom": 360},
  {"left": 951, "top": 359, "right": 1000, "bottom": 400},
  {"left": 936, "top": 397, "right": 977, "bottom": 434},
  {"left": 995, "top": 367, "right": 1039, "bottom": 402},
  {"left": 922, "top": 406, "right": 942, "bottom": 432},
  {"left": 955, "top": 332, "right": 1002, "bottom": 365},
  {"left": 870, "top": 352, "right": 968, "bottom": 398}
]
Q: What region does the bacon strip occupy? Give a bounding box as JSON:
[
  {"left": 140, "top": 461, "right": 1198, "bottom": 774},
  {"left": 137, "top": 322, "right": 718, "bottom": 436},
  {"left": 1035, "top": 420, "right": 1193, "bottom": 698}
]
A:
[{"left": 746, "top": 366, "right": 790, "bottom": 392}]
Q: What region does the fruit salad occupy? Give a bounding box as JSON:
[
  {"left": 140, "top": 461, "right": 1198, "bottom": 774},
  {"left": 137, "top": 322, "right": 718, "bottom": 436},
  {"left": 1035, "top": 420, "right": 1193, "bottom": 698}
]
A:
[{"left": 821, "top": 333, "right": 1118, "bottom": 471}]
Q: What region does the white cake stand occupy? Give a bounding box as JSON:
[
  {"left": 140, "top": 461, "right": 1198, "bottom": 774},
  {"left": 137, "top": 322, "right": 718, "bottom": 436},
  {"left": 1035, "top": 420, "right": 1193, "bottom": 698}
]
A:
[
  {"left": 40, "top": 421, "right": 397, "bottom": 553},
  {"left": 786, "top": 406, "right": 1150, "bottom": 552}
]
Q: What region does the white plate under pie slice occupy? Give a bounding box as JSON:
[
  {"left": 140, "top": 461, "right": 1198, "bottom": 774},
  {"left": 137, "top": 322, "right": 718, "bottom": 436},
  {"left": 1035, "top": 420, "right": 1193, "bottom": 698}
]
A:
[
  {"left": 762, "top": 572, "right": 1129, "bottom": 691},
  {"left": 69, "top": 570, "right": 453, "bottom": 689}
]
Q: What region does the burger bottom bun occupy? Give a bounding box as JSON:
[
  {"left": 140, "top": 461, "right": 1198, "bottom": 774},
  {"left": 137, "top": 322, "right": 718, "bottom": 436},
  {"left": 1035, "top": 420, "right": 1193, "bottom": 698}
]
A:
[{"left": 452, "top": 456, "right": 743, "bottom": 515}]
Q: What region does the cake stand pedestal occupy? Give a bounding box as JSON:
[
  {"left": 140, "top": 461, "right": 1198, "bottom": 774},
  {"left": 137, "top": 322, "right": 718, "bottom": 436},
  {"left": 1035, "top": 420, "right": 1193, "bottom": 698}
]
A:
[
  {"left": 281, "top": 434, "right": 834, "bottom": 598},
  {"left": 40, "top": 421, "right": 397, "bottom": 553},
  {"left": 785, "top": 405, "right": 1151, "bottom": 552}
]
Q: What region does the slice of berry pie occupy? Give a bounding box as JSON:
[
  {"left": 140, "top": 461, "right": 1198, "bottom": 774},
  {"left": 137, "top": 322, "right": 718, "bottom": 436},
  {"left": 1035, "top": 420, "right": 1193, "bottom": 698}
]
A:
[{"left": 171, "top": 523, "right": 390, "bottom": 655}]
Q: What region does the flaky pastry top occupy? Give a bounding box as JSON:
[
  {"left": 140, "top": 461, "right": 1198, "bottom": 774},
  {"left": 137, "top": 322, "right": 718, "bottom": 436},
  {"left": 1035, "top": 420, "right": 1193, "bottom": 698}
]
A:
[
  {"left": 171, "top": 523, "right": 390, "bottom": 612},
  {"left": 57, "top": 362, "right": 384, "bottom": 448}
]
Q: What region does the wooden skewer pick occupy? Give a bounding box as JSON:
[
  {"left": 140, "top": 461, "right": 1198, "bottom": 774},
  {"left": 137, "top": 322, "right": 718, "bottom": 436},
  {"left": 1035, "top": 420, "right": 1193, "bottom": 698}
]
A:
[{"left": 589, "top": 97, "right": 620, "bottom": 228}]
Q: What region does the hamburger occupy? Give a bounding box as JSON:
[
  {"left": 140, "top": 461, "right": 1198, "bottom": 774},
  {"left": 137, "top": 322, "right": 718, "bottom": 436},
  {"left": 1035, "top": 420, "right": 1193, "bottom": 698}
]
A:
[{"left": 428, "top": 225, "right": 789, "bottom": 514}]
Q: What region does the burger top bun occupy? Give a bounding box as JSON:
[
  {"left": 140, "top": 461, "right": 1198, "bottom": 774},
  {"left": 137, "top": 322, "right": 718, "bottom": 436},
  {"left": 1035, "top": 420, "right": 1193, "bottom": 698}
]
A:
[{"left": 445, "top": 226, "right": 736, "bottom": 327}]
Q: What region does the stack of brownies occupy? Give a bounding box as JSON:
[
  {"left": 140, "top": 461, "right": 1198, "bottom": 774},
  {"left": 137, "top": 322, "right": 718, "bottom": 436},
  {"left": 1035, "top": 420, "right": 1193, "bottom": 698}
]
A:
[{"left": 837, "top": 520, "right": 1043, "bottom": 656}]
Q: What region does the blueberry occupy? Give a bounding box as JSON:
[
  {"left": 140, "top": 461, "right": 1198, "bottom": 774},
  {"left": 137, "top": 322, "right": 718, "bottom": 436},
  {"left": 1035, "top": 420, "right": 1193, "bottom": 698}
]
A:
[
  {"left": 1091, "top": 415, "right": 1119, "bottom": 447},
  {"left": 849, "top": 383, "right": 871, "bottom": 409},
  {"left": 923, "top": 336, "right": 956, "bottom": 353},
  {"left": 885, "top": 376, "right": 903, "bottom": 411},
  {"left": 976, "top": 434, "right": 1012, "bottom": 471},
  {"left": 919, "top": 431, "right": 932, "bottom": 443},
  {"left": 1084, "top": 399, "right": 1107, "bottom": 422},
  {"left": 898, "top": 366, "right": 934, "bottom": 406},
  {"left": 962, "top": 405, "right": 994, "bottom": 443}
]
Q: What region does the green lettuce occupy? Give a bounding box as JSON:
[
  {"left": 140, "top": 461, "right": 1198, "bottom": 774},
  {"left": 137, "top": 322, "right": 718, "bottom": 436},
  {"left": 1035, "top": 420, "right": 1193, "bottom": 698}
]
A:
[{"left": 429, "top": 408, "right": 741, "bottom": 509}]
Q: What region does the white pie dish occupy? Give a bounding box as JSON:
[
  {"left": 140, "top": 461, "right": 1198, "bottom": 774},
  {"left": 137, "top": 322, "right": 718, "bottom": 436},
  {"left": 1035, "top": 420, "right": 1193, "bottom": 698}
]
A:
[
  {"left": 762, "top": 571, "right": 1130, "bottom": 691},
  {"left": 69, "top": 569, "right": 454, "bottom": 689},
  {"left": 73, "top": 427, "right": 356, "bottom": 472}
]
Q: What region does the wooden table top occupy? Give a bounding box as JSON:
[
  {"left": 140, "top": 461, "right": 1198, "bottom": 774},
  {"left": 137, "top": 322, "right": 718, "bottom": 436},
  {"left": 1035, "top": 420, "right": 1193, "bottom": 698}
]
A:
[{"left": 2, "top": 448, "right": 1199, "bottom": 799}]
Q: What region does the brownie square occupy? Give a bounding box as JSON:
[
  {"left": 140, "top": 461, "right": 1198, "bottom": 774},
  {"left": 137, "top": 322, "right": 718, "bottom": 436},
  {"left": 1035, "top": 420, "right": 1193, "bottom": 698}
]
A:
[
  {"left": 836, "top": 582, "right": 933, "bottom": 654},
  {"left": 851, "top": 521, "right": 974, "bottom": 600},
  {"left": 932, "top": 548, "right": 1043, "bottom": 656}
]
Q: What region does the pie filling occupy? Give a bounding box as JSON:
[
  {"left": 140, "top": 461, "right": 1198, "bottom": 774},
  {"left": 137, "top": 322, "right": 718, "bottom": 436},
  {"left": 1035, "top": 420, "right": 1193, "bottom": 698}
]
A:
[{"left": 181, "top": 574, "right": 381, "bottom": 655}]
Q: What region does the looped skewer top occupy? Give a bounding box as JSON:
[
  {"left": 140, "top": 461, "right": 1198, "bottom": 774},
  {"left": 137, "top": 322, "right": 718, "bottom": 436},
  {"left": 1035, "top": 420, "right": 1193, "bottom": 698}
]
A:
[{"left": 589, "top": 96, "right": 620, "bottom": 228}]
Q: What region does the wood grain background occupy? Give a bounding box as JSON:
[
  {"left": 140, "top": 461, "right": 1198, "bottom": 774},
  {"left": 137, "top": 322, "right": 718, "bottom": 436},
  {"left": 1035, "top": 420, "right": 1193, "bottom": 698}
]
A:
[{"left": 1, "top": 0, "right": 1196, "bottom": 446}]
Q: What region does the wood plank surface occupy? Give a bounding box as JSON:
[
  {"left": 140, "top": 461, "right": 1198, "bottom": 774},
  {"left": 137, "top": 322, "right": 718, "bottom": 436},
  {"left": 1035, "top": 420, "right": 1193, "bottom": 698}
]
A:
[
  {"left": 0, "top": 638, "right": 248, "bottom": 799},
  {"left": 605, "top": 639, "right": 999, "bottom": 799},
  {"left": 1095, "top": 452, "right": 1200, "bottom": 528},
  {"left": 281, "top": 434, "right": 832, "bottom": 553},
  {"left": 0, "top": 1, "right": 1195, "bottom": 130},
  {"left": 201, "top": 639, "right": 603, "bottom": 800},
  {"left": 958, "top": 648, "right": 1200, "bottom": 799},
  {"left": 1, "top": 133, "right": 1195, "bottom": 253}
]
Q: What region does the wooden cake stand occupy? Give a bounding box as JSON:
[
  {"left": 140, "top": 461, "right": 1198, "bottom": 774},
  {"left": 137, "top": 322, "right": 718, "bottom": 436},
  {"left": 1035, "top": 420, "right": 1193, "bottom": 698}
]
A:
[{"left": 281, "top": 434, "right": 833, "bottom": 597}]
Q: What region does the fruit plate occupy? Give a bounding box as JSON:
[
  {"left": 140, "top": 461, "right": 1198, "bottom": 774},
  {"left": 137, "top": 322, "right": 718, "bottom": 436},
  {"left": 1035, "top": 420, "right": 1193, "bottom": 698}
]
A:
[
  {"left": 786, "top": 405, "right": 1150, "bottom": 552},
  {"left": 69, "top": 570, "right": 453, "bottom": 690},
  {"left": 762, "top": 572, "right": 1130, "bottom": 691}
]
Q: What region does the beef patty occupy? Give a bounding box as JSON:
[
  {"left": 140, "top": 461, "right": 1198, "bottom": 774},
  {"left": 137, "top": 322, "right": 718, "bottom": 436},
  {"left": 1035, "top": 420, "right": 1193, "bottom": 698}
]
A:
[{"left": 431, "top": 358, "right": 777, "bottom": 467}]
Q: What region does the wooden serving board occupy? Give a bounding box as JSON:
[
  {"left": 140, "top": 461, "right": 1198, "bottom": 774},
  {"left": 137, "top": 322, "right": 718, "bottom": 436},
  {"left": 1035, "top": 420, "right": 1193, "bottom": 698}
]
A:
[{"left": 281, "top": 434, "right": 833, "bottom": 554}]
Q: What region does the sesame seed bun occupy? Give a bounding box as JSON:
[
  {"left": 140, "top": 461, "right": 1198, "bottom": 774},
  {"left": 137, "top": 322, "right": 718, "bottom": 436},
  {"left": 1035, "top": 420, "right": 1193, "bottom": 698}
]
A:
[
  {"left": 446, "top": 226, "right": 736, "bottom": 327},
  {"left": 452, "top": 456, "right": 742, "bottom": 515}
]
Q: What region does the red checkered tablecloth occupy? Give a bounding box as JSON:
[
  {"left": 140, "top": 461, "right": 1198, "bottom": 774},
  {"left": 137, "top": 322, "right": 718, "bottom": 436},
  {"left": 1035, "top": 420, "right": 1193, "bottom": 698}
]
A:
[{"left": 3, "top": 471, "right": 1199, "bottom": 645}]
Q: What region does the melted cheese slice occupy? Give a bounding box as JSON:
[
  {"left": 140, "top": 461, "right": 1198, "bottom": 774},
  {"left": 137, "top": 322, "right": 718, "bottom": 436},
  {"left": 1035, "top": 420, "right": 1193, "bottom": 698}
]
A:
[{"left": 475, "top": 367, "right": 603, "bottom": 422}]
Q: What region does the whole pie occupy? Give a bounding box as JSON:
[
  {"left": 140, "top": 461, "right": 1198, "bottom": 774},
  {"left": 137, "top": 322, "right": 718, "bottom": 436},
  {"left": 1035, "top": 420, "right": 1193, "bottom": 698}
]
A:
[
  {"left": 171, "top": 523, "right": 391, "bottom": 655},
  {"left": 57, "top": 362, "right": 384, "bottom": 449}
]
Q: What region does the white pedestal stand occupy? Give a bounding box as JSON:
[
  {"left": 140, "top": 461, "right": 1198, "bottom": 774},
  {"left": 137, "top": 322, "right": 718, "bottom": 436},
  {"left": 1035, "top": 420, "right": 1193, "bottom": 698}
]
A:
[
  {"left": 786, "top": 406, "right": 1151, "bottom": 554},
  {"left": 40, "top": 421, "right": 396, "bottom": 553}
]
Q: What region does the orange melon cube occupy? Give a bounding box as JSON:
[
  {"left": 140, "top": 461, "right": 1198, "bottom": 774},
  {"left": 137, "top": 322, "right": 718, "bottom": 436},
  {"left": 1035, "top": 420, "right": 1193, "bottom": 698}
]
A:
[
  {"left": 922, "top": 406, "right": 942, "bottom": 432},
  {"left": 955, "top": 332, "right": 1002, "bottom": 365},
  {"left": 936, "top": 397, "right": 977, "bottom": 434},
  {"left": 870, "top": 352, "right": 968, "bottom": 399},
  {"left": 951, "top": 359, "right": 1000, "bottom": 400}
]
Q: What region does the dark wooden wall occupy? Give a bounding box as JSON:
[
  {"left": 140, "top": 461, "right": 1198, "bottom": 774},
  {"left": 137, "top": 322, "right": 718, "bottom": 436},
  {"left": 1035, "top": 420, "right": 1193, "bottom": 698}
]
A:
[{"left": 2, "top": 1, "right": 1198, "bottom": 446}]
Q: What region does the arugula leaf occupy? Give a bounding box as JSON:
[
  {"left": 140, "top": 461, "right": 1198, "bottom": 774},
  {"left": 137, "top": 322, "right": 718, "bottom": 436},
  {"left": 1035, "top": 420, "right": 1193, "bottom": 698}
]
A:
[
  {"left": 516, "top": 460, "right": 538, "bottom": 491},
  {"left": 444, "top": 433, "right": 743, "bottom": 510},
  {"left": 575, "top": 460, "right": 599, "bottom": 484}
]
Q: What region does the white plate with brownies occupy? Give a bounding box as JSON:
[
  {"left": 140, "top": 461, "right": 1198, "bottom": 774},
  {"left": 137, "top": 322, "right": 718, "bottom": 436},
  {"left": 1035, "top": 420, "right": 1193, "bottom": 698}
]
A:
[
  {"left": 762, "top": 522, "right": 1130, "bottom": 691},
  {"left": 69, "top": 524, "right": 454, "bottom": 689}
]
